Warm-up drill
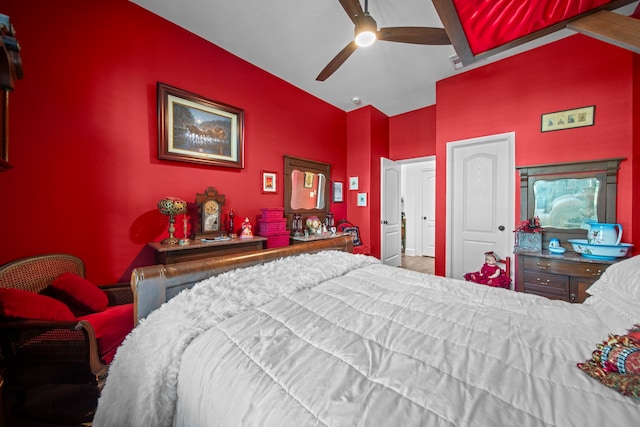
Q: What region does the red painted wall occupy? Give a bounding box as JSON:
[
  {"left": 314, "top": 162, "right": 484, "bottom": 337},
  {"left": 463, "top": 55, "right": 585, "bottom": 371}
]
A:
[
  {"left": 388, "top": 106, "right": 437, "bottom": 160},
  {"left": 1, "top": 0, "right": 347, "bottom": 283},
  {"left": 346, "top": 107, "right": 373, "bottom": 252},
  {"left": 633, "top": 54, "right": 640, "bottom": 250},
  {"left": 2, "top": 2, "right": 637, "bottom": 284},
  {"left": 345, "top": 106, "right": 390, "bottom": 257},
  {"left": 368, "top": 107, "right": 390, "bottom": 256},
  {"left": 433, "top": 35, "right": 636, "bottom": 275}
]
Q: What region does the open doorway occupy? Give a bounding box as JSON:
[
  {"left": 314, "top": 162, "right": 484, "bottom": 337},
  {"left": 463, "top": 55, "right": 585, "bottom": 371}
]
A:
[{"left": 400, "top": 156, "right": 435, "bottom": 274}]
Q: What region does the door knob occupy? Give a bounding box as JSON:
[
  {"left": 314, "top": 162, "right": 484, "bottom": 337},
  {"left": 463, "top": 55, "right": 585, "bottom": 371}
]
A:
[
  {"left": 423, "top": 216, "right": 427, "bottom": 220},
  {"left": 498, "top": 225, "right": 505, "bottom": 231}
]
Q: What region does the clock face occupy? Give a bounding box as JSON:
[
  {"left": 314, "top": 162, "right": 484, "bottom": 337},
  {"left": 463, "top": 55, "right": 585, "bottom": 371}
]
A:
[
  {"left": 204, "top": 200, "right": 219, "bottom": 215},
  {"left": 203, "top": 200, "right": 219, "bottom": 231}
]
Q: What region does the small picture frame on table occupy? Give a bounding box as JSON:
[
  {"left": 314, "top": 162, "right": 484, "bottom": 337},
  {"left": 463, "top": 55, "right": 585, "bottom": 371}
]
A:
[{"left": 261, "top": 170, "right": 278, "bottom": 194}]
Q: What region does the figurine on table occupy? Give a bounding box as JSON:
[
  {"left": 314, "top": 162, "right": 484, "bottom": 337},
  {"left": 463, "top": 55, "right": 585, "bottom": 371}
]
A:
[
  {"left": 463, "top": 251, "right": 511, "bottom": 289},
  {"left": 239, "top": 217, "right": 253, "bottom": 238}
]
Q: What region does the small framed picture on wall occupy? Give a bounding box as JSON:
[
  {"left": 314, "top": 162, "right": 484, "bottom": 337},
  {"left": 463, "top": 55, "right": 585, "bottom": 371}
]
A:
[
  {"left": 349, "top": 176, "right": 359, "bottom": 190},
  {"left": 333, "top": 181, "right": 344, "bottom": 202},
  {"left": 261, "top": 171, "right": 278, "bottom": 194},
  {"left": 357, "top": 193, "right": 367, "bottom": 207}
]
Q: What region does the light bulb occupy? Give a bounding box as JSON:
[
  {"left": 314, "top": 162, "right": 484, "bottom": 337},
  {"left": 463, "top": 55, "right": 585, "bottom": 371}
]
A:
[
  {"left": 355, "top": 31, "right": 376, "bottom": 47},
  {"left": 355, "top": 15, "right": 377, "bottom": 47}
]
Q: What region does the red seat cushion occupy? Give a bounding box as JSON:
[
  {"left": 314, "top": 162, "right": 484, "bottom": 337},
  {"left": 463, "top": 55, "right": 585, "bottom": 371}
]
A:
[
  {"left": 78, "top": 304, "right": 133, "bottom": 364},
  {"left": 0, "top": 288, "right": 75, "bottom": 321},
  {"left": 51, "top": 273, "right": 109, "bottom": 314},
  {"left": 353, "top": 245, "right": 371, "bottom": 255}
]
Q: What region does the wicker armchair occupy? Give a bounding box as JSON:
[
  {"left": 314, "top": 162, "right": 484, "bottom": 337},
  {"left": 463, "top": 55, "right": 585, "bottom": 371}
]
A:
[{"left": 0, "top": 254, "right": 133, "bottom": 388}]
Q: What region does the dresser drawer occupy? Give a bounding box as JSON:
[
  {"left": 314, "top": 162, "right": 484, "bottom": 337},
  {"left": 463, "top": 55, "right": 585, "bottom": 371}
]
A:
[
  {"left": 523, "top": 270, "right": 568, "bottom": 294},
  {"left": 522, "top": 257, "right": 607, "bottom": 279},
  {"left": 517, "top": 252, "right": 616, "bottom": 303},
  {"left": 523, "top": 283, "right": 568, "bottom": 300}
]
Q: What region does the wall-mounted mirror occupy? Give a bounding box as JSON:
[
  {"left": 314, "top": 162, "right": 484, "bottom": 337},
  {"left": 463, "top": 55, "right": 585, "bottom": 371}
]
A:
[
  {"left": 284, "top": 155, "right": 331, "bottom": 223},
  {"left": 533, "top": 177, "right": 600, "bottom": 229},
  {"left": 517, "top": 158, "right": 623, "bottom": 245}
]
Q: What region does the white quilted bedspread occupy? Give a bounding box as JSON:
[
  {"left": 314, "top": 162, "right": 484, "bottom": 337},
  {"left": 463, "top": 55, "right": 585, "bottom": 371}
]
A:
[{"left": 96, "top": 251, "right": 640, "bottom": 427}]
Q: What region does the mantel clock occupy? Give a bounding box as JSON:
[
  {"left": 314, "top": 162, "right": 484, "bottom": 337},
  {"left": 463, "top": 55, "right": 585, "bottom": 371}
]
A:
[{"left": 194, "top": 186, "right": 226, "bottom": 240}]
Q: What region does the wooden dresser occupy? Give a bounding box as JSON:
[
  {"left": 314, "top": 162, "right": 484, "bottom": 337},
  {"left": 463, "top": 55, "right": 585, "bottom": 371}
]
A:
[
  {"left": 516, "top": 251, "right": 617, "bottom": 303},
  {"left": 148, "top": 236, "right": 267, "bottom": 264}
]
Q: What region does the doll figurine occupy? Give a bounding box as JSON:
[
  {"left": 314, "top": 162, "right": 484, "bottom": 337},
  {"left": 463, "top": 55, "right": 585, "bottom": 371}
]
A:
[
  {"left": 239, "top": 217, "right": 253, "bottom": 238},
  {"left": 464, "top": 251, "right": 511, "bottom": 289}
]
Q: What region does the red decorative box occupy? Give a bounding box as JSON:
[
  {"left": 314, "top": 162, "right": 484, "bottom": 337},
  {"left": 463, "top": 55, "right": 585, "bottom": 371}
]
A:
[
  {"left": 259, "top": 230, "right": 290, "bottom": 248},
  {"left": 258, "top": 218, "right": 287, "bottom": 234},
  {"left": 261, "top": 207, "right": 284, "bottom": 220}
]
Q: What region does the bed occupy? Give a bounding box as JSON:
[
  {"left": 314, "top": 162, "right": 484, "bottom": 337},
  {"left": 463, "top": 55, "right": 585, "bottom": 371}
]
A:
[{"left": 93, "top": 237, "right": 640, "bottom": 426}]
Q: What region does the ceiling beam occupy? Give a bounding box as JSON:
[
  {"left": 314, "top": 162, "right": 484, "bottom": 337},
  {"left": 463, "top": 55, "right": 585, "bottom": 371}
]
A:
[{"left": 567, "top": 9, "right": 640, "bottom": 54}]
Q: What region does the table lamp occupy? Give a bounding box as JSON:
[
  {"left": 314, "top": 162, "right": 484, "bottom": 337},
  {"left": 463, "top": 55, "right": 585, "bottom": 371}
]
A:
[{"left": 158, "top": 197, "right": 187, "bottom": 245}]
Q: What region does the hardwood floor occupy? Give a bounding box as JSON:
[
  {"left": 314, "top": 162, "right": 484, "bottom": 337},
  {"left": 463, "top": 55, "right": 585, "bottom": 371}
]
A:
[{"left": 400, "top": 254, "right": 435, "bottom": 275}]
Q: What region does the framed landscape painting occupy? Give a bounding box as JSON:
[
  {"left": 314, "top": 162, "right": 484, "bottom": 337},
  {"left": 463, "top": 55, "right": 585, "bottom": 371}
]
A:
[{"left": 157, "top": 82, "right": 244, "bottom": 168}]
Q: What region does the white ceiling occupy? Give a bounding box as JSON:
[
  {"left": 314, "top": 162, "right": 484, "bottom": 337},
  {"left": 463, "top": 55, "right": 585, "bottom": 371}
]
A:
[{"left": 130, "top": 0, "right": 638, "bottom": 117}]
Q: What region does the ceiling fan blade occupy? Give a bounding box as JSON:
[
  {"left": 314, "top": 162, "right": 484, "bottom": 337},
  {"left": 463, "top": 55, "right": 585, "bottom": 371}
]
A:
[
  {"left": 338, "top": 0, "right": 365, "bottom": 25},
  {"left": 316, "top": 41, "right": 358, "bottom": 81},
  {"left": 378, "top": 27, "right": 450, "bottom": 45}
]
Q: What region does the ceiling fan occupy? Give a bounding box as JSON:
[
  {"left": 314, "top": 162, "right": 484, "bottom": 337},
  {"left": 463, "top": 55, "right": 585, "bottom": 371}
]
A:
[{"left": 316, "top": 0, "right": 451, "bottom": 81}]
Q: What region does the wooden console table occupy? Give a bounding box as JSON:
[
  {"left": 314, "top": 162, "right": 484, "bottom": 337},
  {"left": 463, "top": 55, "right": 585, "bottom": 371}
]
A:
[{"left": 148, "top": 236, "right": 267, "bottom": 264}]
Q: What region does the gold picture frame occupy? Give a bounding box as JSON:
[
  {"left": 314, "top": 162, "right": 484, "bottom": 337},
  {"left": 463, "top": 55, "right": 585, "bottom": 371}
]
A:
[{"left": 541, "top": 106, "right": 595, "bottom": 132}]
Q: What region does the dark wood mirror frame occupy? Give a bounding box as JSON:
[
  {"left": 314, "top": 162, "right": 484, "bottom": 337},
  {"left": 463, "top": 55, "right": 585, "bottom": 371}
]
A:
[
  {"left": 1, "top": 14, "right": 24, "bottom": 171},
  {"left": 283, "top": 155, "right": 331, "bottom": 226},
  {"left": 517, "top": 158, "right": 624, "bottom": 247}
]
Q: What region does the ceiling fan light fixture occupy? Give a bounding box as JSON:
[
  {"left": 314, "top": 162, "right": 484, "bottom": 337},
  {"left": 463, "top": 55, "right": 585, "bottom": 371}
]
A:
[{"left": 355, "top": 15, "right": 377, "bottom": 47}]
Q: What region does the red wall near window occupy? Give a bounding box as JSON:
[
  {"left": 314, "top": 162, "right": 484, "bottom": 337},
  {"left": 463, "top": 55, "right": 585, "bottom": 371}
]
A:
[{"left": 0, "top": 0, "right": 347, "bottom": 282}]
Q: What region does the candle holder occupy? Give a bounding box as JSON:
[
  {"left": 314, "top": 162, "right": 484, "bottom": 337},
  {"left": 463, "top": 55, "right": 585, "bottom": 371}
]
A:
[
  {"left": 180, "top": 216, "right": 190, "bottom": 245},
  {"left": 228, "top": 208, "right": 237, "bottom": 238},
  {"left": 292, "top": 213, "right": 303, "bottom": 236},
  {"left": 157, "top": 197, "right": 187, "bottom": 245},
  {"left": 325, "top": 212, "right": 334, "bottom": 229}
]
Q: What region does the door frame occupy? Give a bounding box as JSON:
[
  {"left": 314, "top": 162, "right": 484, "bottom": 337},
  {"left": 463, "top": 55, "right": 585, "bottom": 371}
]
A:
[
  {"left": 445, "top": 132, "right": 515, "bottom": 278},
  {"left": 400, "top": 156, "right": 436, "bottom": 257},
  {"left": 380, "top": 155, "right": 435, "bottom": 264}
]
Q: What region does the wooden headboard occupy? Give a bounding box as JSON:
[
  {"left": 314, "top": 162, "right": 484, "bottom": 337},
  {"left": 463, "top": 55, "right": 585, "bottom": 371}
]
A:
[{"left": 131, "top": 236, "right": 354, "bottom": 325}]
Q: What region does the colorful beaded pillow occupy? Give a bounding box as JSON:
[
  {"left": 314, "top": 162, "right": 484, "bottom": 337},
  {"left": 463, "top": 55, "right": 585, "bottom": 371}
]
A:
[{"left": 577, "top": 324, "right": 640, "bottom": 399}]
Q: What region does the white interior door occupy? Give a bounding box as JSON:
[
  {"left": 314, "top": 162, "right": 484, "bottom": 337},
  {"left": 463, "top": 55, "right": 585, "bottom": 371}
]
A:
[
  {"left": 446, "top": 132, "right": 515, "bottom": 280},
  {"left": 421, "top": 167, "right": 436, "bottom": 257},
  {"left": 381, "top": 157, "right": 402, "bottom": 266}
]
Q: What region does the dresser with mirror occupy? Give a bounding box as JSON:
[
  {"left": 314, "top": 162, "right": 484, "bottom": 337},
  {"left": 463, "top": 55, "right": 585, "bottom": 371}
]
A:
[{"left": 515, "top": 158, "right": 625, "bottom": 303}]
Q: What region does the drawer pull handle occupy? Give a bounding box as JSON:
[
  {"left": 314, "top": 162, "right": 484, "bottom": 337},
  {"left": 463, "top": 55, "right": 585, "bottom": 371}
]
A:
[
  {"left": 536, "top": 278, "right": 551, "bottom": 285},
  {"left": 536, "top": 262, "right": 550, "bottom": 270},
  {"left": 585, "top": 268, "right": 602, "bottom": 276}
]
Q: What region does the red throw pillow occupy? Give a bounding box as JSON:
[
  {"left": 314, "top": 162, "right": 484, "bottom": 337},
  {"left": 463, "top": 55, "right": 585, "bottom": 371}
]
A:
[
  {"left": 0, "top": 288, "right": 75, "bottom": 321},
  {"left": 51, "top": 273, "right": 108, "bottom": 313}
]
